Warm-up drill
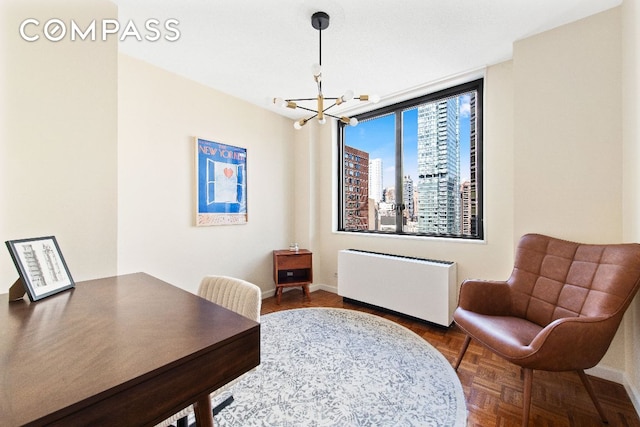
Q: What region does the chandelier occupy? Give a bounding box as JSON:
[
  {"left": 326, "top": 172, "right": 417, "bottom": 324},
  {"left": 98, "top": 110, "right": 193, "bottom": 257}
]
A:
[{"left": 273, "top": 11, "right": 379, "bottom": 129}]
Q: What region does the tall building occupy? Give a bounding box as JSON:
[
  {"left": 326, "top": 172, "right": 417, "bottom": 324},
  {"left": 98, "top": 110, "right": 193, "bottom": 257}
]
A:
[
  {"left": 416, "top": 97, "right": 461, "bottom": 234},
  {"left": 343, "top": 146, "right": 369, "bottom": 230},
  {"left": 368, "top": 158, "right": 383, "bottom": 203},
  {"left": 403, "top": 175, "right": 415, "bottom": 220},
  {"left": 468, "top": 92, "right": 479, "bottom": 236},
  {"left": 383, "top": 187, "right": 395, "bottom": 204},
  {"left": 460, "top": 181, "right": 471, "bottom": 235}
]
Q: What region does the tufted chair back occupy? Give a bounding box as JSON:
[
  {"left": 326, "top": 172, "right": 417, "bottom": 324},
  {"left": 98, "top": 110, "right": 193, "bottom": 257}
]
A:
[{"left": 509, "top": 234, "right": 640, "bottom": 328}]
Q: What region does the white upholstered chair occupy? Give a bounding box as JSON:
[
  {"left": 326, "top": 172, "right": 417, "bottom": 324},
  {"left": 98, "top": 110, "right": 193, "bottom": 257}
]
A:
[
  {"left": 197, "top": 275, "right": 261, "bottom": 323},
  {"left": 157, "top": 275, "right": 262, "bottom": 427}
]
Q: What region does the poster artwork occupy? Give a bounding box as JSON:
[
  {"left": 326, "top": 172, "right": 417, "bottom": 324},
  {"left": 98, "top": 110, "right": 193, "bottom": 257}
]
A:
[{"left": 196, "top": 138, "right": 247, "bottom": 226}]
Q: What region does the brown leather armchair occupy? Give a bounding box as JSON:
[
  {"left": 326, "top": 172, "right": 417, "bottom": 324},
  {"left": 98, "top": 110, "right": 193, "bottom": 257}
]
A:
[{"left": 453, "top": 233, "right": 640, "bottom": 427}]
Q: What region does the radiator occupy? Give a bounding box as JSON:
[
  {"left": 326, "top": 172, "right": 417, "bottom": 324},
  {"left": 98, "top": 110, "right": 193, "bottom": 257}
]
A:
[{"left": 337, "top": 250, "right": 457, "bottom": 327}]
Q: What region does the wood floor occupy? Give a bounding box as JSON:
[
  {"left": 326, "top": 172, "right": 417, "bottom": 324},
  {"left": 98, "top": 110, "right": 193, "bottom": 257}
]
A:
[{"left": 261, "top": 289, "right": 640, "bottom": 427}]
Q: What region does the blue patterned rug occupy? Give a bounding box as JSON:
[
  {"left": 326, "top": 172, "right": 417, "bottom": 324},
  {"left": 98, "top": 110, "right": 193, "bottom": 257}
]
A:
[{"left": 204, "top": 308, "right": 466, "bottom": 426}]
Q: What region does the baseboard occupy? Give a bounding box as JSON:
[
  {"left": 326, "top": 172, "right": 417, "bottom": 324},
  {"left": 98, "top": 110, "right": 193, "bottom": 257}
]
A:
[
  {"left": 586, "top": 364, "right": 624, "bottom": 384},
  {"left": 314, "top": 283, "right": 337, "bottom": 293},
  {"left": 624, "top": 375, "right": 640, "bottom": 416},
  {"left": 261, "top": 283, "right": 337, "bottom": 299},
  {"left": 581, "top": 363, "right": 640, "bottom": 418}
]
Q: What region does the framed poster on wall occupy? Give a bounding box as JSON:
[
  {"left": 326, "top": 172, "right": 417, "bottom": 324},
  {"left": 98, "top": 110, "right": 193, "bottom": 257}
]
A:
[{"left": 195, "top": 137, "right": 247, "bottom": 226}]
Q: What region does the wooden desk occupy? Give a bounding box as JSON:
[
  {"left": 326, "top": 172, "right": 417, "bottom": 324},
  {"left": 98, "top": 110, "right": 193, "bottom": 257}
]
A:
[{"left": 0, "top": 273, "right": 260, "bottom": 426}]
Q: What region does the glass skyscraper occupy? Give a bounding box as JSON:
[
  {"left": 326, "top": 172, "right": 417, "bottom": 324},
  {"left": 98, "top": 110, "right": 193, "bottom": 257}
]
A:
[{"left": 416, "top": 97, "right": 460, "bottom": 234}]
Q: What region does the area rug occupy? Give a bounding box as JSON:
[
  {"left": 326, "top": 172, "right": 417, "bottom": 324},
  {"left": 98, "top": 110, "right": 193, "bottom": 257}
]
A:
[{"left": 192, "top": 308, "right": 466, "bottom": 426}]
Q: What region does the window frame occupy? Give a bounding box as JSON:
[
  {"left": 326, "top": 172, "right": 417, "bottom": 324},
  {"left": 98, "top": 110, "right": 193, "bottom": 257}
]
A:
[{"left": 337, "top": 78, "right": 484, "bottom": 240}]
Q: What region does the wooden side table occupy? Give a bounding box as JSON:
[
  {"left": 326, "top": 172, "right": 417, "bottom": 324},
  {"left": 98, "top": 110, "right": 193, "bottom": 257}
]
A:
[{"left": 273, "top": 249, "right": 312, "bottom": 304}]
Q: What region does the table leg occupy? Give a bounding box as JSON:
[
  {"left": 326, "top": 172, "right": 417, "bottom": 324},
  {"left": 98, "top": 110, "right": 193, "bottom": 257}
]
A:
[{"left": 194, "top": 395, "right": 214, "bottom": 427}]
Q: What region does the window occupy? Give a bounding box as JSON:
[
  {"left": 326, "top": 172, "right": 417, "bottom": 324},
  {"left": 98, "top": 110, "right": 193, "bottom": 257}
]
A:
[{"left": 338, "top": 79, "right": 483, "bottom": 239}]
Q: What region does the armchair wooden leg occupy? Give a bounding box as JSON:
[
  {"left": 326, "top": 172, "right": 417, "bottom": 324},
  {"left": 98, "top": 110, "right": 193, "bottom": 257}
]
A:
[
  {"left": 453, "top": 335, "right": 471, "bottom": 371},
  {"left": 522, "top": 368, "right": 533, "bottom": 427},
  {"left": 577, "top": 370, "right": 608, "bottom": 424}
]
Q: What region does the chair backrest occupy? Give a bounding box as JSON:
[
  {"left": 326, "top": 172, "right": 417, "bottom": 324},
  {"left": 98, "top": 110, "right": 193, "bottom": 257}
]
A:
[
  {"left": 509, "top": 234, "right": 640, "bottom": 327},
  {"left": 198, "top": 275, "right": 262, "bottom": 322}
]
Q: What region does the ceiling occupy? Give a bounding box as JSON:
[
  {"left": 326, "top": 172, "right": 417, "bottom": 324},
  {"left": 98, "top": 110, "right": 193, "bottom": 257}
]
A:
[{"left": 112, "top": 0, "right": 621, "bottom": 122}]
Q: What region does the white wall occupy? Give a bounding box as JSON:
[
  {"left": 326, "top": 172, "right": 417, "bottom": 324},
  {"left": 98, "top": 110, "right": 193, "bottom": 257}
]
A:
[
  {"left": 0, "top": 0, "right": 118, "bottom": 291},
  {"left": 513, "top": 8, "right": 622, "bottom": 244},
  {"left": 117, "top": 55, "right": 296, "bottom": 294},
  {"left": 622, "top": 0, "right": 640, "bottom": 412}
]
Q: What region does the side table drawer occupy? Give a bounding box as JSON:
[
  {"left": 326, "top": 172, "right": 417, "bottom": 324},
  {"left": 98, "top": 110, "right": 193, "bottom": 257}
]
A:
[{"left": 277, "top": 254, "right": 311, "bottom": 270}]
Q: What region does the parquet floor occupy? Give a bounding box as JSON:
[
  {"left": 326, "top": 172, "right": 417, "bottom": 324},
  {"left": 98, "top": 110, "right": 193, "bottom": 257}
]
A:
[{"left": 262, "top": 290, "right": 640, "bottom": 427}]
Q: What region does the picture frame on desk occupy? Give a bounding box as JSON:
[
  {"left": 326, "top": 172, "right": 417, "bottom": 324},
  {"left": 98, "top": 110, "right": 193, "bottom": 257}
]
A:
[{"left": 5, "top": 236, "right": 75, "bottom": 302}]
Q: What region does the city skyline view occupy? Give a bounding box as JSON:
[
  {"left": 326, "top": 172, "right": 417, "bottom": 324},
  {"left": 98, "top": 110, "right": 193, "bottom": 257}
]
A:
[
  {"left": 344, "top": 94, "right": 472, "bottom": 189},
  {"left": 341, "top": 88, "right": 479, "bottom": 236}
]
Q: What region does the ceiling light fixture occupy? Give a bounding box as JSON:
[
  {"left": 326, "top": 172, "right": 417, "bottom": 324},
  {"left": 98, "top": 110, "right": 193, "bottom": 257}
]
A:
[{"left": 273, "top": 11, "right": 379, "bottom": 130}]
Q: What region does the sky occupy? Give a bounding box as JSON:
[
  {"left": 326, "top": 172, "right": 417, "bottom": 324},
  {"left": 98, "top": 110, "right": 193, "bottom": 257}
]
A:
[{"left": 345, "top": 94, "right": 472, "bottom": 189}]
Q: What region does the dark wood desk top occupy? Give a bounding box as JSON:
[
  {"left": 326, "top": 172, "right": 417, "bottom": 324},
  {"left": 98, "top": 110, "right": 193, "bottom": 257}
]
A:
[{"left": 0, "top": 272, "right": 260, "bottom": 426}]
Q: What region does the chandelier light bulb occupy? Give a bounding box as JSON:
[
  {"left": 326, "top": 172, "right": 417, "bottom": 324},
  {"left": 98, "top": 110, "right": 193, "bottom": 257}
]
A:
[
  {"left": 294, "top": 119, "right": 307, "bottom": 130},
  {"left": 311, "top": 63, "right": 322, "bottom": 77},
  {"left": 342, "top": 90, "right": 354, "bottom": 102},
  {"left": 349, "top": 117, "right": 358, "bottom": 126},
  {"left": 370, "top": 94, "right": 381, "bottom": 104},
  {"left": 318, "top": 117, "right": 327, "bottom": 125},
  {"left": 273, "top": 97, "right": 286, "bottom": 108}
]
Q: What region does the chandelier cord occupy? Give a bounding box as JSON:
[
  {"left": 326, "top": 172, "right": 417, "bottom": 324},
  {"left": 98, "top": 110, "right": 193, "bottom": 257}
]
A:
[{"left": 317, "top": 23, "right": 322, "bottom": 95}]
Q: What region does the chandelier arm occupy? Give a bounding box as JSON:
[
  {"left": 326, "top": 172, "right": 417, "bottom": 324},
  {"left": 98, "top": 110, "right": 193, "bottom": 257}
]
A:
[
  {"left": 286, "top": 97, "right": 339, "bottom": 103},
  {"left": 322, "top": 101, "right": 339, "bottom": 113},
  {"left": 294, "top": 105, "right": 321, "bottom": 114}
]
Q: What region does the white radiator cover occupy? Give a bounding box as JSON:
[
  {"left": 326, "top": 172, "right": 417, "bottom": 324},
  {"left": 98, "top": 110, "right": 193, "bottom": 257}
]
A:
[{"left": 337, "top": 250, "right": 457, "bottom": 327}]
